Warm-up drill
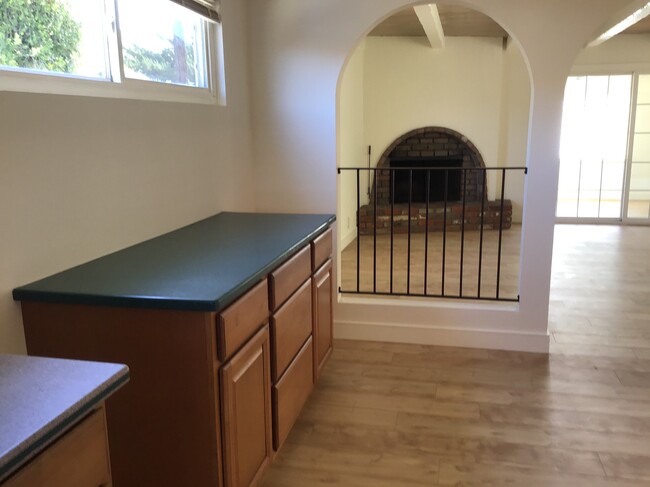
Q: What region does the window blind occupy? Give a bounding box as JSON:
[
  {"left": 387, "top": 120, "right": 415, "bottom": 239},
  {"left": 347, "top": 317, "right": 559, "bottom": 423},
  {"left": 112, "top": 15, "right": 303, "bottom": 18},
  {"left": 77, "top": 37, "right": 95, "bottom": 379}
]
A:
[{"left": 169, "top": 0, "right": 221, "bottom": 22}]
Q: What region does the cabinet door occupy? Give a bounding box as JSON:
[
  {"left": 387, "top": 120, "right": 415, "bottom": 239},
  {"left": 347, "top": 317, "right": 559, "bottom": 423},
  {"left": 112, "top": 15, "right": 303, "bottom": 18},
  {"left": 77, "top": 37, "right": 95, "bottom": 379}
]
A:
[
  {"left": 312, "top": 259, "right": 333, "bottom": 382},
  {"left": 221, "top": 325, "right": 272, "bottom": 487}
]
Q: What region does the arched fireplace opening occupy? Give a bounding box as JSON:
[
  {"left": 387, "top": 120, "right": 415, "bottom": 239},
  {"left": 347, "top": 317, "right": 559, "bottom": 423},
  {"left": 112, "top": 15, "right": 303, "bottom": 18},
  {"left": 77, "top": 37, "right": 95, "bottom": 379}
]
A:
[
  {"left": 359, "top": 127, "right": 512, "bottom": 235},
  {"left": 373, "top": 126, "right": 486, "bottom": 205}
]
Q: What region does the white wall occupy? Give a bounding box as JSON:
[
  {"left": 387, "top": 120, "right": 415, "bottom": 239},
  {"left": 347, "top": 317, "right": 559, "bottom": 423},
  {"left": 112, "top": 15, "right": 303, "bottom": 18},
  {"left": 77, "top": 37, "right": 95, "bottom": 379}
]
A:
[
  {"left": 364, "top": 36, "right": 504, "bottom": 171},
  {"left": 337, "top": 40, "right": 367, "bottom": 248},
  {"left": 339, "top": 34, "right": 531, "bottom": 224},
  {"left": 499, "top": 38, "right": 532, "bottom": 222},
  {"left": 0, "top": 0, "right": 255, "bottom": 354},
  {"left": 248, "top": 0, "right": 638, "bottom": 353},
  {"left": 572, "top": 33, "right": 650, "bottom": 73}
]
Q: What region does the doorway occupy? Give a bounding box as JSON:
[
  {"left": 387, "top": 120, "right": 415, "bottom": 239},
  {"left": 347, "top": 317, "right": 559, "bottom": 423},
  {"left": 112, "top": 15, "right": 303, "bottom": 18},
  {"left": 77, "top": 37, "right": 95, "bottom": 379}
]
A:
[{"left": 557, "top": 73, "right": 650, "bottom": 223}]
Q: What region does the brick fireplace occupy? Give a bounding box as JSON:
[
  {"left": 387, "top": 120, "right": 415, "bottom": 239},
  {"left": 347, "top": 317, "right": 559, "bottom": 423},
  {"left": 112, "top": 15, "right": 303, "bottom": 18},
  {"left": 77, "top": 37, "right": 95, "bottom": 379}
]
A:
[{"left": 359, "top": 127, "right": 512, "bottom": 235}]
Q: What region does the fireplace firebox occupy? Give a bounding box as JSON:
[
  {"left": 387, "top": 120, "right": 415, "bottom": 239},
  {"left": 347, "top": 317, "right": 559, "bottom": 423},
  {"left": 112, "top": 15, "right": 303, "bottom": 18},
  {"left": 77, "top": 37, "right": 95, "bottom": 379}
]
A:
[
  {"left": 390, "top": 156, "right": 463, "bottom": 203},
  {"left": 357, "top": 126, "right": 512, "bottom": 235}
]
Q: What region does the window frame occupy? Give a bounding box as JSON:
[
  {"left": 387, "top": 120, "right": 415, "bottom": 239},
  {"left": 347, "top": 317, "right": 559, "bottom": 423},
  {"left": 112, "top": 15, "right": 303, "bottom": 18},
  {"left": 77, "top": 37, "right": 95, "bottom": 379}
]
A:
[{"left": 0, "top": 0, "right": 225, "bottom": 105}]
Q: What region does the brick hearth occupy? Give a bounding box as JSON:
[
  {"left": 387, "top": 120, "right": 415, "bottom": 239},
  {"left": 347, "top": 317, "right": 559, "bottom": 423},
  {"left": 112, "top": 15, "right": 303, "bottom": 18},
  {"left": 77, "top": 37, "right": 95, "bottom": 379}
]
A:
[{"left": 358, "top": 201, "right": 512, "bottom": 235}]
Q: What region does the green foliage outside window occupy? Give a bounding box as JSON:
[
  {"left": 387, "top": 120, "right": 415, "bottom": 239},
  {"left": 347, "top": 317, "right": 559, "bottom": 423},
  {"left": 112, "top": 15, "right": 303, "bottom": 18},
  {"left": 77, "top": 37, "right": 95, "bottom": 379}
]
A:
[
  {"left": 125, "top": 41, "right": 196, "bottom": 86},
  {"left": 0, "top": 0, "right": 80, "bottom": 73}
]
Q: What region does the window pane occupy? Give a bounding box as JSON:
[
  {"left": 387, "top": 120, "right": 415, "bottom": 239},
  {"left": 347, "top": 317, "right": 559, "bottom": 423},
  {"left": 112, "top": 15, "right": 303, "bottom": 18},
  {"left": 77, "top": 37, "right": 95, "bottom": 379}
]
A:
[
  {"left": 0, "top": 0, "right": 109, "bottom": 78},
  {"left": 630, "top": 162, "right": 650, "bottom": 191},
  {"left": 637, "top": 75, "right": 650, "bottom": 104},
  {"left": 601, "top": 162, "right": 625, "bottom": 191},
  {"left": 632, "top": 133, "right": 650, "bottom": 162},
  {"left": 635, "top": 105, "right": 650, "bottom": 133},
  {"left": 599, "top": 191, "right": 621, "bottom": 218},
  {"left": 118, "top": 0, "right": 208, "bottom": 88}
]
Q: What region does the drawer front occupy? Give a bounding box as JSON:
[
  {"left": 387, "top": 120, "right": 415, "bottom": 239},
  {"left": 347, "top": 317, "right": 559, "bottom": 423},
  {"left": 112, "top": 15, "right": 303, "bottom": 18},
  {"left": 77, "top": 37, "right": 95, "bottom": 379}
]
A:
[
  {"left": 269, "top": 245, "right": 311, "bottom": 310},
  {"left": 217, "top": 279, "right": 269, "bottom": 361},
  {"left": 272, "top": 337, "right": 314, "bottom": 451},
  {"left": 271, "top": 279, "right": 312, "bottom": 381},
  {"left": 310, "top": 227, "right": 333, "bottom": 271},
  {"left": 4, "top": 406, "right": 111, "bottom": 487}
]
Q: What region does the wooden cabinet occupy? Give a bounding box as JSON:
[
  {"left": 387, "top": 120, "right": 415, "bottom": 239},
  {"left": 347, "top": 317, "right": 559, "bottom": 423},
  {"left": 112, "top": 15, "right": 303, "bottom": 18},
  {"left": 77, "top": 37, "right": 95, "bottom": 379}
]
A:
[
  {"left": 17, "top": 216, "right": 335, "bottom": 487},
  {"left": 272, "top": 337, "right": 314, "bottom": 450},
  {"left": 268, "top": 243, "right": 317, "bottom": 453},
  {"left": 311, "top": 227, "right": 334, "bottom": 383},
  {"left": 4, "top": 406, "right": 111, "bottom": 487},
  {"left": 221, "top": 326, "right": 273, "bottom": 487},
  {"left": 218, "top": 280, "right": 269, "bottom": 362},
  {"left": 21, "top": 303, "right": 223, "bottom": 487},
  {"left": 313, "top": 259, "right": 333, "bottom": 382},
  {"left": 270, "top": 279, "right": 312, "bottom": 381},
  {"left": 269, "top": 246, "right": 311, "bottom": 310},
  {"left": 311, "top": 228, "right": 332, "bottom": 271}
]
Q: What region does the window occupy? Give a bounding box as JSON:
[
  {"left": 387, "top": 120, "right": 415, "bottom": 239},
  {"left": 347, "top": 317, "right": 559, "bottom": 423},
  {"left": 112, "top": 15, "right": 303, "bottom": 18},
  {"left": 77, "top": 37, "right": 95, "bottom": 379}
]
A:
[{"left": 0, "top": 0, "right": 223, "bottom": 103}]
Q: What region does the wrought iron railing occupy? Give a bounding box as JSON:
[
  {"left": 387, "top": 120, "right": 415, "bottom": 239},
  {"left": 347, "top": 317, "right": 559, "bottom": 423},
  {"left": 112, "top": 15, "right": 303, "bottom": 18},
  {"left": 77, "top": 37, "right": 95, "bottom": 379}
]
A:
[{"left": 337, "top": 166, "right": 527, "bottom": 302}]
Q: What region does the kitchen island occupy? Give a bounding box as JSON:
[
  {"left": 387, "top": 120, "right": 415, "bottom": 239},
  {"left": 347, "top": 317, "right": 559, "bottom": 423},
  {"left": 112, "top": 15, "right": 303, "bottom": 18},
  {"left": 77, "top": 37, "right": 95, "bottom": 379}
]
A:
[
  {"left": 0, "top": 354, "right": 129, "bottom": 486},
  {"left": 13, "top": 212, "right": 335, "bottom": 487}
]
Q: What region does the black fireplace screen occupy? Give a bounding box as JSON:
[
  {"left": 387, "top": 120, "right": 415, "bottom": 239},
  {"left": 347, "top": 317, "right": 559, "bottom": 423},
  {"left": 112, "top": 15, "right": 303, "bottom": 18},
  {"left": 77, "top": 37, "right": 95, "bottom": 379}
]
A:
[{"left": 390, "top": 156, "right": 463, "bottom": 204}]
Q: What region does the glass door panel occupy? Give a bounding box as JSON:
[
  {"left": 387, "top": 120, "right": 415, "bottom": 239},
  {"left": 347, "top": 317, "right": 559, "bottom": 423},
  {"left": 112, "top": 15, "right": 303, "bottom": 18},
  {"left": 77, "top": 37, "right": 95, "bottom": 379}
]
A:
[
  {"left": 627, "top": 75, "right": 650, "bottom": 220},
  {"left": 558, "top": 75, "right": 632, "bottom": 220}
]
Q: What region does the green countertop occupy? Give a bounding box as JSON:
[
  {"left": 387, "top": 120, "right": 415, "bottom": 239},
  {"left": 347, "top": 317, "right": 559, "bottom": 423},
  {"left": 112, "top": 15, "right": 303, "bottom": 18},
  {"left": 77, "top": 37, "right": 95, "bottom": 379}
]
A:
[{"left": 13, "top": 212, "right": 335, "bottom": 312}]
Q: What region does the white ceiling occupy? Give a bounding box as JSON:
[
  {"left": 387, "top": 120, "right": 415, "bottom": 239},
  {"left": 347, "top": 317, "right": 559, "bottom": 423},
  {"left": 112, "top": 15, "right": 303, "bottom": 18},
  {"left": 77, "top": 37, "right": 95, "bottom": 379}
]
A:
[{"left": 368, "top": 4, "right": 650, "bottom": 39}]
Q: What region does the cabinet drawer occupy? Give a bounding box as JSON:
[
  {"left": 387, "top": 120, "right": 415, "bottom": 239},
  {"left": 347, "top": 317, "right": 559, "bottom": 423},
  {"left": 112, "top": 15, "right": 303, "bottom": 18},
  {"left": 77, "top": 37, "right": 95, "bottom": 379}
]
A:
[
  {"left": 271, "top": 279, "right": 312, "bottom": 381},
  {"left": 269, "top": 246, "right": 311, "bottom": 311},
  {"left": 310, "top": 228, "right": 332, "bottom": 271},
  {"left": 217, "top": 280, "right": 269, "bottom": 361},
  {"left": 4, "top": 406, "right": 111, "bottom": 487},
  {"left": 272, "top": 337, "right": 314, "bottom": 451}
]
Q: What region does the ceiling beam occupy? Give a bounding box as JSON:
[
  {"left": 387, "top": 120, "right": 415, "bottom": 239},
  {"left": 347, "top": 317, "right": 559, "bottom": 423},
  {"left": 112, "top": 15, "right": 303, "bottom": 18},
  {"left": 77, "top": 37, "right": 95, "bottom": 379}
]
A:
[
  {"left": 588, "top": 1, "right": 650, "bottom": 47},
  {"left": 414, "top": 4, "right": 445, "bottom": 49}
]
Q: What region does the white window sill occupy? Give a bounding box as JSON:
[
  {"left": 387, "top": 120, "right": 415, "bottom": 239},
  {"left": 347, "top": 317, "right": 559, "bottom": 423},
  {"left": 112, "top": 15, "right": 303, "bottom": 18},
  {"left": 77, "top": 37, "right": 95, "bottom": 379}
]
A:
[{"left": 0, "top": 68, "right": 223, "bottom": 106}]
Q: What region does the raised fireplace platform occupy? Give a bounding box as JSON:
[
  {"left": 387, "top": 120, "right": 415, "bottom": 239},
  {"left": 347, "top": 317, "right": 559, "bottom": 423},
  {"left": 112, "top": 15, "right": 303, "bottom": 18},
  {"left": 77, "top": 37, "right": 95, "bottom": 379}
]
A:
[{"left": 358, "top": 200, "right": 512, "bottom": 235}]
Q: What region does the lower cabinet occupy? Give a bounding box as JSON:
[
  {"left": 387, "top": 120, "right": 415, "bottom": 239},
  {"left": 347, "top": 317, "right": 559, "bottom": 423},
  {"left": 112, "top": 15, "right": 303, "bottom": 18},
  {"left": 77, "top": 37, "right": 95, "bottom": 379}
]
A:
[
  {"left": 4, "top": 406, "right": 111, "bottom": 487},
  {"left": 19, "top": 226, "right": 334, "bottom": 487},
  {"left": 313, "top": 258, "right": 333, "bottom": 382},
  {"left": 221, "top": 325, "right": 273, "bottom": 487}
]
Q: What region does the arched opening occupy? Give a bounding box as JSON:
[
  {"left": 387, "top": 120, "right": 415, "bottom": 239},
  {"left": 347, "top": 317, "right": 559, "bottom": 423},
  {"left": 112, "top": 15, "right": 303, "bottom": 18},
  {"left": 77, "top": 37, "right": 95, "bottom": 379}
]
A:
[{"left": 337, "top": 2, "right": 531, "bottom": 301}]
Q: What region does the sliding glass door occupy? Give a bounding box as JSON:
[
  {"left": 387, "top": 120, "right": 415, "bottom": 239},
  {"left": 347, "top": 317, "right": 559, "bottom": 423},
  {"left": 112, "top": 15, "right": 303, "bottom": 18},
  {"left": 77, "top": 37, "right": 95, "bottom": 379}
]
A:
[
  {"left": 557, "top": 74, "right": 631, "bottom": 221},
  {"left": 627, "top": 74, "right": 650, "bottom": 220},
  {"left": 558, "top": 73, "right": 650, "bottom": 224}
]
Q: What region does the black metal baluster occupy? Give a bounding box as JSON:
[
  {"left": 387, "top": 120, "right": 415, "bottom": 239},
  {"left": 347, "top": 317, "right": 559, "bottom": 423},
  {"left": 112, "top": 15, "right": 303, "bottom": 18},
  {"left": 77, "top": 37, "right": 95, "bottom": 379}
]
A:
[
  {"left": 390, "top": 169, "right": 395, "bottom": 294},
  {"left": 407, "top": 169, "right": 412, "bottom": 294},
  {"left": 460, "top": 168, "right": 467, "bottom": 297},
  {"left": 477, "top": 168, "right": 487, "bottom": 298},
  {"left": 338, "top": 166, "right": 523, "bottom": 304},
  {"left": 442, "top": 169, "right": 448, "bottom": 296},
  {"left": 424, "top": 170, "right": 430, "bottom": 295},
  {"left": 356, "top": 169, "right": 360, "bottom": 293},
  {"left": 496, "top": 168, "right": 507, "bottom": 299},
  {"left": 373, "top": 168, "right": 378, "bottom": 294}
]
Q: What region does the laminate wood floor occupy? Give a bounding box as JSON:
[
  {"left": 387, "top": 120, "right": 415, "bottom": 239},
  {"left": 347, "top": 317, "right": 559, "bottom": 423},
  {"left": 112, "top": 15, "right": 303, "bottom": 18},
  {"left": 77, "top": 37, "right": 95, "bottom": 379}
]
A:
[
  {"left": 339, "top": 226, "right": 522, "bottom": 301},
  {"left": 262, "top": 224, "right": 650, "bottom": 486}
]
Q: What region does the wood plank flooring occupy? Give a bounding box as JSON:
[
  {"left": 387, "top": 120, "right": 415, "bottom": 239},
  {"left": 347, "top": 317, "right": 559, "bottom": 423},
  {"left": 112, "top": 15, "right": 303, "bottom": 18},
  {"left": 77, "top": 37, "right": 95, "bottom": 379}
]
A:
[
  {"left": 262, "top": 224, "right": 650, "bottom": 486},
  {"left": 339, "top": 225, "right": 522, "bottom": 300}
]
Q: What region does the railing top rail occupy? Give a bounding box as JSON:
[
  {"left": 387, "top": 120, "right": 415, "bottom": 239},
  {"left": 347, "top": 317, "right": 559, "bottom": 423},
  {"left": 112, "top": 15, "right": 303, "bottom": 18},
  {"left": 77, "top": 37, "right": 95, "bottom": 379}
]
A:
[{"left": 337, "top": 166, "right": 528, "bottom": 172}]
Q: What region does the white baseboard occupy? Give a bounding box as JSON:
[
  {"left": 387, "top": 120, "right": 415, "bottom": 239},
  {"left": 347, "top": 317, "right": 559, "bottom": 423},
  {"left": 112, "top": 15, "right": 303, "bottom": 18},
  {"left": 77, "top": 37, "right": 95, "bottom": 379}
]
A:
[
  {"left": 333, "top": 319, "right": 550, "bottom": 353},
  {"left": 339, "top": 228, "right": 356, "bottom": 251}
]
